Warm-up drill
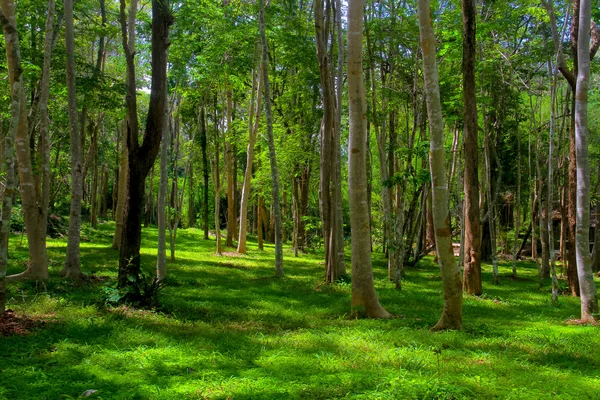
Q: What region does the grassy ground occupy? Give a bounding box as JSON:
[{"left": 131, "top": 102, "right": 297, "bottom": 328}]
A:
[{"left": 0, "top": 223, "right": 599, "bottom": 399}]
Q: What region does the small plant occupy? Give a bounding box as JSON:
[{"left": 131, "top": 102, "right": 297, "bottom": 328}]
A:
[{"left": 102, "top": 261, "right": 164, "bottom": 308}]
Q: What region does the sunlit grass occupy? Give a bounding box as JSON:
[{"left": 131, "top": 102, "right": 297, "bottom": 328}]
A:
[{"left": 1, "top": 222, "right": 599, "bottom": 399}]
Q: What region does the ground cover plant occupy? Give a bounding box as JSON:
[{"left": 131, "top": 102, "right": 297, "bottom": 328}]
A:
[{"left": 0, "top": 223, "right": 599, "bottom": 400}]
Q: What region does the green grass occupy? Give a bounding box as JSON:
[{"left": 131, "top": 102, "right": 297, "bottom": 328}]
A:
[{"left": 1, "top": 223, "right": 599, "bottom": 399}]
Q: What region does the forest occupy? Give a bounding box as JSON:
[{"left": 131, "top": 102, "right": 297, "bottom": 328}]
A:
[{"left": 0, "top": 0, "right": 599, "bottom": 398}]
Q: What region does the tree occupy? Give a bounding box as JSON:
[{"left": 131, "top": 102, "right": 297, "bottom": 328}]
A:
[
  {"left": 461, "top": 0, "right": 482, "bottom": 295},
  {"left": 315, "top": 0, "right": 345, "bottom": 283},
  {"left": 574, "top": 0, "right": 599, "bottom": 322},
  {"left": 157, "top": 99, "right": 170, "bottom": 280},
  {"left": 238, "top": 47, "right": 262, "bottom": 254},
  {"left": 117, "top": 0, "right": 172, "bottom": 293},
  {"left": 347, "top": 0, "right": 390, "bottom": 319},
  {"left": 0, "top": 0, "right": 30, "bottom": 313},
  {"left": 2, "top": 0, "right": 51, "bottom": 282},
  {"left": 259, "top": 0, "right": 283, "bottom": 277},
  {"left": 418, "top": 0, "right": 463, "bottom": 330},
  {"left": 62, "top": 0, "right": 84, "bottom": 279}
]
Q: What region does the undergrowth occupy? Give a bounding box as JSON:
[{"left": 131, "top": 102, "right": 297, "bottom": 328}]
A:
[{"left": 0, "top": 223, "right": 598, "bottom": 399}]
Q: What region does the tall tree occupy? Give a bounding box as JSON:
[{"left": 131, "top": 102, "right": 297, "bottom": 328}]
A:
[
  {"left": 418, "top": 0, "right": 463, "bottom": 330},
  {"left": 2, "top": 0, "right": 50, "bottom": 282},
  {"left": 0, "top": 0, "right": 27, "bottom": 313},
  {"left": 259, "top": 0, "right": 283, "bottom": 277},
  {"left": 157, "top": 100, "right": 170, "bottom": 281},
  {"left": 574, "top": 0, "right": 599, "bottom": 322},
  {"left": 62, "top": 0, "right": 84, "bottom": 279},
  {"left": 347, "top": 0, "right": 390, "bottom": 319},
  {"left": 238, "top": 49, "right": 262, "bottom": 254},
  {"left": 315, "top": 0, "right": 345, "bottom": 283},
  {"left": 117, "top": 0, "right": 172, "bottom": 292},
  {"left": 461, "top": 0, "right": 482, "bottom": 295}
]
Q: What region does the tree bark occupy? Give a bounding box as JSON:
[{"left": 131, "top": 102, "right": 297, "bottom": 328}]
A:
[
  {"left": 315, "top": 0, "right": 345, "bottom": 283},
  {"left": 0, "top": 0, "right": 27, "bottom": 312},
  {"left": 259, "top": 0, "right": 283, "bottom": 277},
  {"left": 112, "top": 120, "right": 128, "bottom": 249},
  {"left": 226, "top": 89, "right": 235, "bottom": 248},
  {"left": 117, "top": 0, "right": 171, "bottom": 292},
  {"left": 2, "top": 0, "right": 49, "bottom": 282},
  {"left": 62, "top": 0, "right": 84, "bottom": 278},
  {"left": 156, "top": 100, "right": 169, "bottom": 280},
  {"left": 418, "top": 0, "right": 463, "bottom": 330},
  {"left": 238, "top": 50, "right": 262, "bottom": 254},
  {"left": 200, "top": 106, "right": 209, "bottom": 240},
  {"left": 461, "top": 0, "right": 482, "bottom": 295},
  {"left": 347, "top": 0, "right": 390, "bottom": 319},
  {"left": 574, "top": 0, "right": 599, "bottom": 321}
]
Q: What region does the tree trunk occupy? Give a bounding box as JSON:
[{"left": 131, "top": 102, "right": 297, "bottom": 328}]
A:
[
  {"left": 259, "top": 0, "right": 283, "bottom": 277},
  {"left": 200, "top": 106, "right": 209, "bottom": 240},
  {"left": 212, "top": 101, "right": 222, "bottom": 255},
  {"left": 62, "top": 0, "right": 84, "bottom": 279},
  {"left": 574, "top": 0, "right": 599, "bottom": 321},
  {"left": 238, "top": 51, "right": 262, "bottom": 254},
  {"left": 156, "top": 100, "right": 169, "bottom": 280},
  {"left": 226, "top": 89, "right": 235, "bottom": 248},
  {"left": 461, "top": 0, "right": 482, "bottom": 295},
  {"left": 418, "top": 0, "right": 463, "bottom": 330},
  {"left": 2, "top": 0, "right": 49, "bottom": 282},
  {"left": 112, "top": 120, "right": 128, "bottom": 249},
  {"left": 0, "top": 0, "right": 27, "bottom": 312},
  {"left": 257, "top": 195, "right": 264, "bottom": 250},
  {"left": 315, "top": 0, "right": 345, "bottom": 283},
  {"left": 117, "top": 0, "right": 171, "bottom": 292},
  {"left": 347, "top": 0, "right": 390, "bottom": 319},
  {"left": 591, "top": 162, "right": 600, "bottom": 272}
]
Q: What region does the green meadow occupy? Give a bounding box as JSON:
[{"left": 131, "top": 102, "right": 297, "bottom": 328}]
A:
[{"left": 1, "top": 223, "right": 598, "bottom": 399}]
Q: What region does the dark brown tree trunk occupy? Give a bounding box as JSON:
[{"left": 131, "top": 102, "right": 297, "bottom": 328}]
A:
[
  {"left": 461, "top": 0, "right": 482, "bottom": 295},
  {"left": 117, "top": 0, "right": 171, "bottom": 292}
]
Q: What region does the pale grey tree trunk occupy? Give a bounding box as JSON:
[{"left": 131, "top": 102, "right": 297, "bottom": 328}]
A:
[
  {"left": 238, "top": 48, "right": 262, "bottom": 254},
  {"left": 259, "top": 0, "right": 283, "bottom": 277},
  {"left": 418, "top": 0, "right": 463, "bottom": 330},
  {"left": 347, "top": 0, "right": 390, "bottom": 319},
  {"left": 575, "top": 0, "right": 599, "bottom": 321},
  {"left": 156, "top": 100, "right": 169, "bottom": 280},
  {"left": 62, "top": 0, "right": 83, "bottom": 279}
]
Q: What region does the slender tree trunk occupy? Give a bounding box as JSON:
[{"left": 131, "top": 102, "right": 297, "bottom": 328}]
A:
[
  {"left": 200, "top": 106, "right": 209, "bottom": 240},
  {"left": 113, "top": 120, "right": 128, "bottom": 249},
  {"left": 315, "top": 0, "right": 344, "bottom": 283},
  {"left": 257, "top": 195, "right": 264, "bottom": 250},
  {"left": 512, "top": 121, "right": 521, "bottom": 278},
  {"left": 238, "top": 52, "right": 262, "bottom": 254},
  {"left": 62, "top": 0, "right": 84, "bottom": 278},
  {"left": 259, "top": 0, "right": 283, "bottom": 277},
  {"left": 226, "top": 89, "right": 235, "bottom": 248},
  {"left": 418, "top": 0, "right": 463, "bottom": 330},
  {"left": 461, "top": 0, "right": 482, "bottom": 295},
  {"left": 156, "top": 100, "right": 169, "bottom": 280},
  {"left": 0, "top": 0, "right": 25, "bottom": 312},
  {"left": 592, "top": 162, "right": 600, "bottom": 272},
  {"left": 575, "top": 0, "right": 599, "bottom": 321},
  {"left": 212, "top": 101, "right": 222, "bottom": 255}
]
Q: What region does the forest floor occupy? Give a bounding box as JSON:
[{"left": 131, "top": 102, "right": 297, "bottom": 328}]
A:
[{"left": 0, "top": 223, "right": 599, "bottom": 399}]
